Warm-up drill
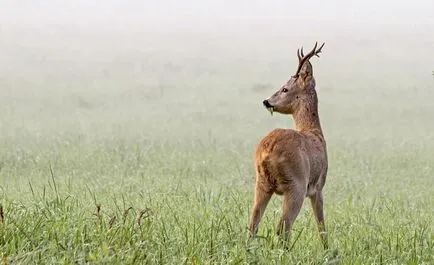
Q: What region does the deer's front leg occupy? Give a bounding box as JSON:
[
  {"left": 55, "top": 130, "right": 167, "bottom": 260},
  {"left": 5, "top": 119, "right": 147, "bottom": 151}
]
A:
[{"left": 309, "top": 191, "right": 328, "bottom": 249}]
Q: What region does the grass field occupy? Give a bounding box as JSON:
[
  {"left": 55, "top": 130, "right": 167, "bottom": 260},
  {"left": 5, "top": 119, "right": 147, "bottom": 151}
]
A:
[{"left": 0, "top": 20, "right": 433, "bottom": 264}]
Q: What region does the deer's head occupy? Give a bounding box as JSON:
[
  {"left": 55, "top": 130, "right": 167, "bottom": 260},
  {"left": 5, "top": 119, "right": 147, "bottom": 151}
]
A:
[{"left": 263, "top": 42, "right": 324, "bottom": 115}]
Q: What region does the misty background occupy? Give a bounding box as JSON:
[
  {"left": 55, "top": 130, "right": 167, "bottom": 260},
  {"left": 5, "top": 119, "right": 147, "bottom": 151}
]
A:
[
  {"left": 0, "top": 1, "right": 433, "bottom": 194},
  {"left": 2, "top": 1, "right": 434, "bottom": 24}
]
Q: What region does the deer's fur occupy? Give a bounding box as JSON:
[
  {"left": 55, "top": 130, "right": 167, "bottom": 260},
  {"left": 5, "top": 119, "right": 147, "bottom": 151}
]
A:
[{"left": 248, "top": 42, "right": 328, "bottom": 248}]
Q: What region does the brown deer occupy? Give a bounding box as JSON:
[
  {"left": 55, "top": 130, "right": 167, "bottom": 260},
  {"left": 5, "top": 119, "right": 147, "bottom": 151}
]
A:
[{"left": 248, "top": 42, "right": 328, "bottom": 249}]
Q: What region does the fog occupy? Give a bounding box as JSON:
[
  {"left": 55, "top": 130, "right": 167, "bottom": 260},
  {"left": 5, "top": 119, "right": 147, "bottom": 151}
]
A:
[
  {"left": 2, "top": 0, "right": 434, "bottom": 26},
  {"left": 0, "top": 1, "right": 433, "bottom": 142}
]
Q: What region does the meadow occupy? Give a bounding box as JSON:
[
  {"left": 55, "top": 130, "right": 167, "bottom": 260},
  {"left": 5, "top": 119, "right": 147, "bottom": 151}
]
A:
[{"left": 0, "top": 21, "right": 433, "bottom": 264}]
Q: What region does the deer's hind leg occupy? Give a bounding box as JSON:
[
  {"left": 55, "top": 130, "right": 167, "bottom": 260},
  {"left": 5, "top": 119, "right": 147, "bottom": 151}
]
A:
[
  {"left": 276, "top": 181, "right": 306, "bottom": 243},
  {"left": 248, "top": 181, "right": 272, "bottom": 241}
]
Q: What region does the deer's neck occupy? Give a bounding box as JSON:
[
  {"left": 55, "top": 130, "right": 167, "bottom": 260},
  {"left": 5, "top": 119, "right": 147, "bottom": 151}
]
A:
[{"left": 292, "top": 91, "right": 323, "bottom": 136}]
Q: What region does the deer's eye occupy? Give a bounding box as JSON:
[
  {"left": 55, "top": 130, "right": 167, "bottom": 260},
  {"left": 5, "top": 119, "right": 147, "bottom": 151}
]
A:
[{"left": 282, "top": 88, "right": 288, "bottom": 93}]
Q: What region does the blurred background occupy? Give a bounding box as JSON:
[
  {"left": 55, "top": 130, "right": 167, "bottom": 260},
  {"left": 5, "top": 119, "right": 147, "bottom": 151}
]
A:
[{"left": 1, "top": 1, "right": 433, "bottom": 192}]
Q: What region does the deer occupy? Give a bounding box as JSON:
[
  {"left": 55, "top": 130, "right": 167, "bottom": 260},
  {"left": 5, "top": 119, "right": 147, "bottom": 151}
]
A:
[{"left": 247, "top": 42, "right": 328, "bottom": 249}]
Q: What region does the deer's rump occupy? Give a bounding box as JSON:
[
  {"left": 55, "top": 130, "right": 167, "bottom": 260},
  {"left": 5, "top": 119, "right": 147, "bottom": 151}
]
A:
[{"left": 255, "top": 128, "right": 326, "bottom": 196}]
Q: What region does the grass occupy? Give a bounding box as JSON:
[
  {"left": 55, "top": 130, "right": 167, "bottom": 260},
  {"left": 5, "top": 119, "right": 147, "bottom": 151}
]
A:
[{"left": 0, "top": 21, "right": 433, "bottom": 264}]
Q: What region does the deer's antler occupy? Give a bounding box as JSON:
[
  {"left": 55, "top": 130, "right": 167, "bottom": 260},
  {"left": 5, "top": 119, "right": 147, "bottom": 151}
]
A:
[{"left": 295, "top": 42, "right": 325, "bottom": 76}]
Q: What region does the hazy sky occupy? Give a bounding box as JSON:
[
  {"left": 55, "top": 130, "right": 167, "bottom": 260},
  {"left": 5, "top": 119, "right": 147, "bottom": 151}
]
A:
[{"left": 1, "top": 0, "right": 434, "bottom": 27}]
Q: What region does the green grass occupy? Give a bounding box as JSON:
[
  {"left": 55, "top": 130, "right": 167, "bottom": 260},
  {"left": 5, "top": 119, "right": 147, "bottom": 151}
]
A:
[{"left": 0, "top": 22, "right": 433, "bottom": 264}]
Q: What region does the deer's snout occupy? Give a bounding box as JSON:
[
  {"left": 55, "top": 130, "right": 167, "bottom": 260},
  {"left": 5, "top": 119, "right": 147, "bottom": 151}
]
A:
[{"left": 263, "top": 100, "right": 273, "bottom": 108}]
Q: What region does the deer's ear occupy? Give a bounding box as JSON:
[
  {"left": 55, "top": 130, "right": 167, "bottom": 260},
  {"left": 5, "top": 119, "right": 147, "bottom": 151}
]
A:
[
  {"left": 298, "top": 63, "right": 313, "bottom": 88},
  {"left": 303, "top": 73, "right": 313, "bottom": 82}
]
